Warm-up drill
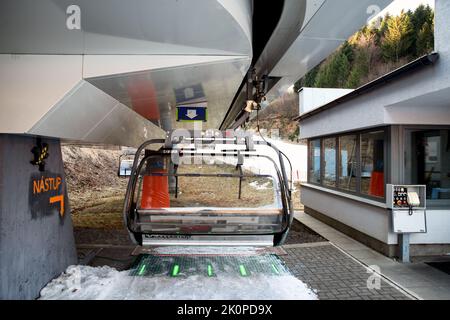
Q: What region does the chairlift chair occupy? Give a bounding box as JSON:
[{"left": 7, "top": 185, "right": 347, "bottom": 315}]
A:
[{"left": 123, "top": 133, "right": 294, "bottom": 247}]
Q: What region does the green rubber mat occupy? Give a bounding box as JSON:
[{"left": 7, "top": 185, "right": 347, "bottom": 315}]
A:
[{"left": 130, "top": 254, "right": 291, "bottom": 277}]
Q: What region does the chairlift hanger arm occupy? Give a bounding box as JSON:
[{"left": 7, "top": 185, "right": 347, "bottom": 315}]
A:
[
  {"left": 123, "top": 139, "right": 165, "bottom": 232},
  {"left": 132, "top": 136, "right": 293, "bottom": 201},
  {"left": 133, "top": 151, "right": 291, "bottom": 217},
  {"left": 164, "top": 140, "right": 292, "bottom": 198},
  {"left": 254, "top": 140, "right": 292, "bottom": 194},
  {"left": 146, "top": 172, "right": 273, "bottom": 179},
  {"left": 171, "top": 135, "right": 255, "bottom": 151}
]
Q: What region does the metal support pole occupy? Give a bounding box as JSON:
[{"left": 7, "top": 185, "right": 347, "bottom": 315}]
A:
[
  {"left": 237, "top": 165, "right": 243, "bottom": 200},
  {"left": 399, "top": 233, "right": 410, "bottom": 263}
]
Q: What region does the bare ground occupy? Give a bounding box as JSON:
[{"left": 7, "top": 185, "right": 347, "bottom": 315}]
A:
[{"left": 62, "top": 145, "right": 128, "bottom": 230}]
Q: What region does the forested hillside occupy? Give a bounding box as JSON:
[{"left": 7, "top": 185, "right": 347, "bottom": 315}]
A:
[
  {"left": 295, "top": 5, "right": 434, "bottom": 90},
  {"left": 249, "top": 5, "right": 435, "bottom": 141}
]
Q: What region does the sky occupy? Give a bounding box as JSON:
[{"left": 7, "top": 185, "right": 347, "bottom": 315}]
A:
[{"left": 378, "top": 0, "right": 434, "bottom": 18}]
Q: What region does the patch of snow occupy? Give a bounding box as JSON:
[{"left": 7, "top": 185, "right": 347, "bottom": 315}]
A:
[
  {"left": 249, "top": 181, "right": 271, "bottom": 190},
  {"left": 219, "top": 137, "right": 307, "bottom": 182},
  {"left": 39, "top": 265, "right": 318, "bottom": 300}
]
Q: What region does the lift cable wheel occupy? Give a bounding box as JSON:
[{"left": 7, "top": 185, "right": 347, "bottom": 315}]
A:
[{"left": 123, "top": 134, "right": 293, "bottom": 247}]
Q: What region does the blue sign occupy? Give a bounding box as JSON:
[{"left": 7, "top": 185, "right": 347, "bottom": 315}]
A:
[{"left": 176, "top": 106, "right": 207, "bottom": 122}]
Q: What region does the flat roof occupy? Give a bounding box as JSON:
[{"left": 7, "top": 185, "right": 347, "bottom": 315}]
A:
[{"left": 294, "top": 52, "right": 439, "bottom": 122}]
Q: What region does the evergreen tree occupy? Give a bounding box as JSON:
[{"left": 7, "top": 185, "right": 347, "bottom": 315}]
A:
[
  {"left": 295, "top": 5, "right": 434, "bottom": 90},
  {"left": 381, "top": 11, "right": 414, "bottom": 62},
  {"left": 314, "top": 50, "right": 350, "bottom": 88},
  {"left": 335, "top": 52, "right": 351, "bottom": 87},
  {"left": 410, "top": 4, "right": 434, "bottom": 35},
  {"left": 340, "top": 41, "right": 355, "bottom": 64},
  {"left": 294, "top": 78, "right": 302, "bottom": 92},
  {"left": 304, "top": 65, "right": 319, "bottom": 87},
  {"left": 313, "top": 61, "right": 331, "bottom": 88},
  {"left": 416, "top": 20, "right": 434, "bottom": 56},
  {"left": 346, "top": 48, "right": 369, "bottom": 88},
  {"left": 376, "top": 13, "right": 392, "bottom": 44},
  {"left": 410, "top": 5, "right": 434, "bottom": 56},
  {"left": 294, "top": 64, "right": 320, "bottom": 91}
]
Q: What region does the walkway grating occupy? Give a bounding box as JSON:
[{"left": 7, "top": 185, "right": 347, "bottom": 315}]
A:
[{"left": 130, "top": 254, "right": 291, "bottom": 278}]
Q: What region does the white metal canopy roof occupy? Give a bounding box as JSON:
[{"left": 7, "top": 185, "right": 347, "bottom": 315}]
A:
[{"left": 0, "top": 0, "right": 392, "bottom": 147}]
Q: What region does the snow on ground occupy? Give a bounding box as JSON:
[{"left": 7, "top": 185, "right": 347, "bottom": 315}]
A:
[
  {"left": 39, "top": 265, "right": 317, "bottom": 300},
  {"left": 249, "top": 181, "right": 271, "bottom": 190},
  {"left": 264, "top": 137, "right": 307, "bottom": 178},
  {"left": 219, "top": 137, "right": 307, "bottom": 182},
  {"left": 255, "top": 137, "right": 307, "bottom": 182}
]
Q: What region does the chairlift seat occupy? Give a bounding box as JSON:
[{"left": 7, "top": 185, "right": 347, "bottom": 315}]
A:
[{"left": 123, "top": 135, "right": 294, "bottom": 247}]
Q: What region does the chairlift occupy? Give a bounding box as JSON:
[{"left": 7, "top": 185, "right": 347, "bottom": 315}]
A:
[{"left": 123, "top": 133, "right": 294, "bottom": 246}]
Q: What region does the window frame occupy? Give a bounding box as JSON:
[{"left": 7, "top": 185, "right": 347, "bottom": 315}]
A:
[
  {"left": 308, "top": 138, "right": 322, "bottom": 185},
  {"left": 359, "top": 129, "right": 388, "bottom": 200},
  {"left": 338, "top": 133, "right": 360, "bottom": 194},
  {"left": 322, "top": 137, "right": 338, "bottom": 188},
  {"left": 307, "top": 126, "right": 388, "bottom": 203}
]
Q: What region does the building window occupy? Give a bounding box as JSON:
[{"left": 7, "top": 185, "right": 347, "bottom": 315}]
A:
[
  {"left": 339, "top": 135, "right": 358, "bottom": 192},
  {"left": 406, "top": 129, "right": 450, "bottom": 205},
  {"left": 360, "top": 131, "right": 385, "bottom": 198},
  {"left": 307, "top": 127, "right": 387, "bottom": 201},
  {"left": 323, "top": 138, "right": 337, "bottom": 187},
  {"left": 309, "top": 139, "right": 321, "bottom": 184}
]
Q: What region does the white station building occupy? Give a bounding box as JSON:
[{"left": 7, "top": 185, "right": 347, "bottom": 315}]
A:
[{"left": 296, "top": 0, "right": 450, "bottom": 258}]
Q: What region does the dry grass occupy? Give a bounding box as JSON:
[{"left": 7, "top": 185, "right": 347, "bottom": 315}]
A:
[
  {"left": 63, "top": 145, "right": 128, "bottom": 229},
  {"left": 172, "top": 164, "right": 275, "bottom": 208},
  {"left": 71, "top": 188, "right": 126, "bottom": 229},
  {"left": 66, "top": 146, "right": 305, "bottom": 230}
]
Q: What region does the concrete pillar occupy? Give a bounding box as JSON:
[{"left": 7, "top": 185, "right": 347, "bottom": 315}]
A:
[
  {"left": 0, "top": 134, "right": 77, "bottom": 299},
  {"left": 435, "top": 0, "right": 450, "bottom": 84},
  {"left": 435, "top": 0, "right": 450, "bottom": 54}
]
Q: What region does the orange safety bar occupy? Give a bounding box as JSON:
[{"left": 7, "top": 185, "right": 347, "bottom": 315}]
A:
[
  {"left": 369, "top": 171, "right": 384, "bottom": 197},
  {"left": 140, "top": 170, "right": 170, "bottom": 209}
]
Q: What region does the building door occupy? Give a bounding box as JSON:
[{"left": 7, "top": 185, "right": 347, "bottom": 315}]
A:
[{"left": 409, "top": 129, "right": 450, "bottom": 203}]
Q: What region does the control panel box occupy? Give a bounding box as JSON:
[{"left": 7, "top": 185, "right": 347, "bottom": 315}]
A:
[
  {"left": 386, "top": 185, "right": 427, "bottom": 234},
  {"left": 386, "top": 184, "right": 426, "bottom": 210}
]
